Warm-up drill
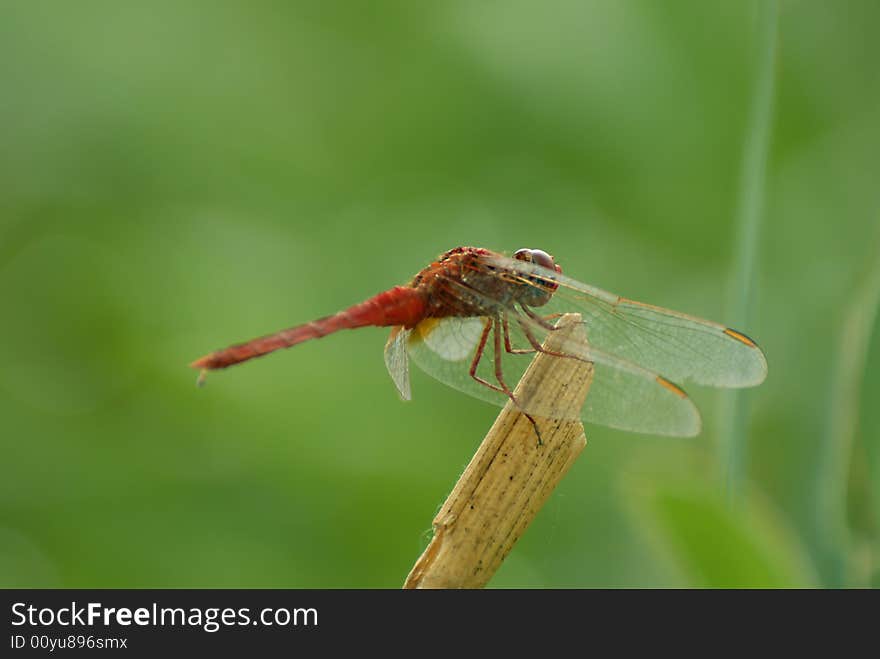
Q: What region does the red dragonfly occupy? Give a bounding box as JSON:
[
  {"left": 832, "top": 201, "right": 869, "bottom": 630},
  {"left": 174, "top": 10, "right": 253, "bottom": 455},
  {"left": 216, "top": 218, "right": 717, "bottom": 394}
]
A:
[{"left": 191, "top": 246, "right": 767, "bottom": 437}]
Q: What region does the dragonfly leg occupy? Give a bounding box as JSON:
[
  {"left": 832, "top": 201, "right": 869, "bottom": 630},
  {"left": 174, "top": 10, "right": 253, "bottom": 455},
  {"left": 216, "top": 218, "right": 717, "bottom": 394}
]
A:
[
  {"left": 521, "top": 305, "right": 564, "bottom": 331},
  {"left": 502, "top": 313, "right": 536, "bottom": 355},
  {"left": 493, "top": 318, "right": 544, "bottom": 446},
  {"left": 468, "top": 318, "right": 500, "bottom": 388},
  {"left": 468, "top": 316, "right": 544, "bottom": 446},
  {"left": 469, "top": 319, "right": 513, "bottom": 395},
  {"left": 506, "top": 309, "right": 588, "bottom": 371},
  {"left": 517, "top": 316, "right": 594, "bottom": 369}
]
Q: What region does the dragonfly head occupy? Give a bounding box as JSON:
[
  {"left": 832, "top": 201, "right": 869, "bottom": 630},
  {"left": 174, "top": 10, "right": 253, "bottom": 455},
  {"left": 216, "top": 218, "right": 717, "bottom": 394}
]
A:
[{"left": 513, "top": 248, "right": 563, "bottom": 307}]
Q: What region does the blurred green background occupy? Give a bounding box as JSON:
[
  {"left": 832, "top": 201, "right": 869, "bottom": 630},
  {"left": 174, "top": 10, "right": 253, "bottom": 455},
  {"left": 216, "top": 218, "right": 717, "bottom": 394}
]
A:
[{"left": 1, "top": 0, "right": 878, "bottom": 588}]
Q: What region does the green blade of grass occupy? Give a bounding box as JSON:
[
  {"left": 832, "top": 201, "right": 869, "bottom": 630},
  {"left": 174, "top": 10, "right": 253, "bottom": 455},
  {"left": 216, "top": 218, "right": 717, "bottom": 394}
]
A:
[
  {"left": 625, "top": 478, "right": 815, "bottom": 588},
  {"left": 816, "top": 226, "right": 880, "bottom": 587},
  {"left": 718, "top": 0, "right": 779, "bottom": 505},
  {"left": 862, "top": 297, "right": 880, "bottom": 587}
]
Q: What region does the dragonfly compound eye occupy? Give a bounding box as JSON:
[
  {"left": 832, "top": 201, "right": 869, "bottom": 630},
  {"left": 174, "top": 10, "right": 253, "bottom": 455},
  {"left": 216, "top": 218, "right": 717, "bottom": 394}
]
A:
[
  {"left": 513, "top": 248, "right": 561, "bottom": 307},
  {"left": 514, "top": 248, "right": 561, "bottom": 273}
]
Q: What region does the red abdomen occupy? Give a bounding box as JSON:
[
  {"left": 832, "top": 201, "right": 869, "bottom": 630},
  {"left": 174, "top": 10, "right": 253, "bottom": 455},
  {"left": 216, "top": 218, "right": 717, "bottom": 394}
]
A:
[{"left": 191, "top": 285, "right": 427, "bottom": 371}]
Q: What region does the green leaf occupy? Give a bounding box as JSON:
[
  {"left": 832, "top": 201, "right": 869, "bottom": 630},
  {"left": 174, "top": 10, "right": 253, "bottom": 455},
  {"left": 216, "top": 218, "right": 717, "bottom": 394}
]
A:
[
  {"left": 629, "top": 480, "right": 815, "bottom": 588},
  {"left": 718, "top": 0, "right": 779, "bottom": 503},
  {"left": 860, "top": 311, "right": 880, "bottom": 587},
  {"left": 815, "top": 229, "right": 880, "bottom": 585}
]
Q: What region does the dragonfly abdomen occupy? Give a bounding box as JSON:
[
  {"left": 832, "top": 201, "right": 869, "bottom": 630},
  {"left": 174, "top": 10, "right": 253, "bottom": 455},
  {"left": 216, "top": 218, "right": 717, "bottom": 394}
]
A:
[{"left": 191, "top": 286, "right": 427, "bottom": 371}]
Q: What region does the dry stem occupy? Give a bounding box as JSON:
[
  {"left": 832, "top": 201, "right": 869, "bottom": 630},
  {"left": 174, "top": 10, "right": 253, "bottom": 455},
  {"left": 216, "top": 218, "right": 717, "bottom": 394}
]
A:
[{"left": 403, "top": 313, "right": 593, "bottom": 588}]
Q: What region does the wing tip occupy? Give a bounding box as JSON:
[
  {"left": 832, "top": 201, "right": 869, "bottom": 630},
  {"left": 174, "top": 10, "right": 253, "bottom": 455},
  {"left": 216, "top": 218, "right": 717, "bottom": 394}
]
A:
[
  {"left": 653, "top": 375, "right": 702, "bottom": 437},
  {"left": 722, "top": 327, "right": 769, "bottom": 386},
  {"left": 723, "top": 327, "right": 758, "bottom": 347},
  {"left": 685, "top": 408, "right": 702, "bottom": 437},
  {"left": 656, "top": 375, "right": 689, "bottom": 399}
]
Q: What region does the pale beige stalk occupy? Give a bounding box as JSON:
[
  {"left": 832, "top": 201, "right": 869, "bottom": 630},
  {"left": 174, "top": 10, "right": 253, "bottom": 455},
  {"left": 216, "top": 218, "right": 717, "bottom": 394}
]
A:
[{"left": 403, "top": 313, "right": 593, "bottom": 588}]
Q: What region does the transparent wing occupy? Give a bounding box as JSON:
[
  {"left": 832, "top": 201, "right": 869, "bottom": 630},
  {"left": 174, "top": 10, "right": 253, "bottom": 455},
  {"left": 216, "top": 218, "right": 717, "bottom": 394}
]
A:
[
  {"left": 383, "top": 326, "right": 411, "bottom": 401},
  {"left": 406, "top": 310, "right": 701, "bottom": 437},
  {"left": 480, "top": 253, "right": 768, "bottom": 388}
]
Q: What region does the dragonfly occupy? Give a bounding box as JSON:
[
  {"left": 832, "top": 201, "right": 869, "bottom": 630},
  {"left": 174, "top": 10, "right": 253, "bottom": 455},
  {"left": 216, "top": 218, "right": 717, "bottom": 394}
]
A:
[{"left": 191, "top": 246, "right": 767, "bottom": 438}]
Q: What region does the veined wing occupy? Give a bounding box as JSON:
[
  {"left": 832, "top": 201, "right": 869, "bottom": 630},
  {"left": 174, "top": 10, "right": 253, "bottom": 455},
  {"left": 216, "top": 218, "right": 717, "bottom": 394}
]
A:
[
  {"left": 384, "top": 326, "right": 412, "bottom": 401},
  {"left": 480, "top": 253, "right": 768, "bottom": 388},
  {"left": 393, "top": 276, "right": 701, "bottom": 436}
]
